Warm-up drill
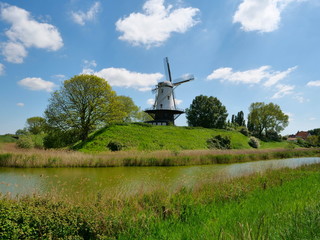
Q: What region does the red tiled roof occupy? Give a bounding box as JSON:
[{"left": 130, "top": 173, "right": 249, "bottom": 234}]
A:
[{"left": 295, "top": 131, "right": 310, "bottom": 139}]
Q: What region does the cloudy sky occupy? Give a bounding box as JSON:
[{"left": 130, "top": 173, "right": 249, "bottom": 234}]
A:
[{"left": 0, "top": 0, "right": 320, "bottom": 135}]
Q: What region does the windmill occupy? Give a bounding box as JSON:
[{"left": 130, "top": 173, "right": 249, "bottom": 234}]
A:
[{"left": 145, "top": 57, "right": 194, "bottom": 125}]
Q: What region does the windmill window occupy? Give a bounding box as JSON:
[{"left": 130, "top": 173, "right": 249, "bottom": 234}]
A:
[
  {"left": 160, "top": 104, "right": 163, "bottom": 108},
  {"left": 167, "top": 96, "right": 170, "bottom": 100},
  {"left": 161, "top": 89, "right": 163, "bottom": 93}
]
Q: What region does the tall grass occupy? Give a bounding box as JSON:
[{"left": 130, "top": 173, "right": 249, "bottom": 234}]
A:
[
  {"left": 1, "top": 163, "right": 320, "bottom": 239},
  {"left": 0, "top": 144, "right": 319, "bottom": 168}
]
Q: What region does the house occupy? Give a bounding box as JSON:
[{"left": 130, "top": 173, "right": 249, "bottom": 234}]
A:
[
  {"left": 295, "top": 131, "right": 311, "bottom": 140},
  {"left": 288, "top": 131, "right": 311, "bottom": 142}
]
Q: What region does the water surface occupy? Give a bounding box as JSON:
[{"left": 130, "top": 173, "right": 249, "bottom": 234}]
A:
[{"left": 0, "top": 157, "right": 319, "bottom": 199}]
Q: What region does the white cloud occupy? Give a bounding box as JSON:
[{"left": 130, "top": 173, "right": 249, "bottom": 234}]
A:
[
  {"left": 174, "top": 99, "right": 183, "bottom": 105},
  {"left": 18, "top": 77, "right": 56, "bottom": 92},
  {"left": 116, "top": 0, "right": 200, "bottom": 48},
  {"left": 71, "top": 2, "right": 101, "bottom": 26},
  {"left": 307, "top": 80, "right": 320, "bottom": 87},
  {"left": 93, "top": 67, "right": 163, "bottom": 91},
  {"left": 263, "top": 66, "right": 297, "bottom": 87},
  {"left": 207, "top": 66, "right": 270, "bottom": 84},
  {"left": 52, "top": 74, "right": 66, "bottom": 80},
  {"left": 309, "top": 117, "right": 316, "bottom": 121},
  {"left": 1, "top": 42, "right": 27, "bottom": 63},
  {"left": 271, "top": 84, "right": 295, "bottom": 99},
  {"left": 293, "top": 94, "right": 308, "bottom": 103},
  {"left": 233, "top": 0, "right": 301, "bottom": 33},
  {"left": 16, "top": 102, "right": 24, "bottom": 107},
  {"left": 83, "top": 60, "right": 97, "bottom": 68},
  {"left": 0, "top": 63, "right": 4, "bottom": 75},
  {"left": 207, "top": 65, "right": 296, "bottom": 86},
  {"left": 81, "top": 60, "right": 97, "bottom": 75},
  {"left": 208, "top": 65, "right": 298, "bottom": 100},
  {"left": 147, "top": 98, "right": 155, "bottom": 105},
  {"left": 0, "top": 4, "right": 63, "bottom": 63}
]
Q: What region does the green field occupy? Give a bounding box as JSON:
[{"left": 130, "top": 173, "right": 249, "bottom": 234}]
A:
[
  {"left": 0, "top": 135, "right": 16, "bottom": 143},
  {"left": 73, "top": 123, "right": 293, "bottom": 152}
]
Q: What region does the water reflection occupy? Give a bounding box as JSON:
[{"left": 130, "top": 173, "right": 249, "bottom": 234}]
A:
[{"left": 0, "top": 157, "right": 319, "bottom": 198}]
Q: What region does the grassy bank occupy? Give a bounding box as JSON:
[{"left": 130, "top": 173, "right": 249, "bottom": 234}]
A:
[
  {"left": 1, "top": 163, "right": 320, "bottom": 239},
  {"left": 74, "top": 123, "right": 257, "bottom": 152},
  {"left": 0, "top": 143, "right": 319, "bottom": 168}
]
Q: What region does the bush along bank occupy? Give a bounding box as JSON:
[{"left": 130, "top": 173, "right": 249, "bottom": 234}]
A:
[{"left": 1, "top": 163, "right": 320, "bottom": 239}]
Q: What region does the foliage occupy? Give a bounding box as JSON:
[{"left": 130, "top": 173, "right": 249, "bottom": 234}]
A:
[
  {"left": 186, "top": 95, "right": 228, "bottom": 129},
  {"left": 306, "top": 135, "right": 320, "bottom": 147},
  {"left": 16, "top": 134, "right": 45, "bottom": 149},
  {"left": 247, "top": 102, "right": 288, "bottom": 139},
  {"left": 308, "top": 128, "right": 320, "bottom": 136},
  {"left": 107, "top": 141, "right": 124, "bottom": 151},
  {"left": 16, "top": 135, "right": 34, "bottom": 149},
  {"left": 248, "top": 136, "right": 260, "bottom": 148},
  {"left": 45, "top": 74, "right": 117, "bottom": 142},
  {"left": 239, "top": 127, "right": 249, "bottom": 136},
  {"left": 231, "top": 111, "right": 246, "bottom": 127},
  {"left": 0, "top": 148, "right": 318, "bottom": 168},
  {"left": 296, "top": 138, "right": 311, "bottom": 148},
  {"left": 43, "top": 129, "right": 80, "bottom": 148},
  {"left": 264, "top": 130, "right": 282, "bottom": 142},
  {"left": 26, "top": 116, "right": 46, "bottom": 134},
  {"left": 207, "top": 135, "right": 231, "bottom": 149},
  {"left": 134, "top": 109, "right": 153, "bottom": 122},
  {"left": 114, "top": 95, "right": 140, "bottom": 122},
  {"left": 15, "top": 129, "right": 28, "bottom": 136},
  {"left": 73, "top": 124, "right": 250, "bottom": 152}
]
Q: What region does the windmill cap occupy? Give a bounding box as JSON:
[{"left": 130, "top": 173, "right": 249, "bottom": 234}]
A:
[{"left": 159, "top": 81, "right": 173, "bottom": 87}]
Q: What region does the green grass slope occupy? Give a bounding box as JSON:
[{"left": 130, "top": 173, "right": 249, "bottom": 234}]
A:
[
  {"left": 74, "top": 123, "right": 252, "bottom": 152},
  {"left": 0, "top": 134, "right": 17, "bottom": 143}
]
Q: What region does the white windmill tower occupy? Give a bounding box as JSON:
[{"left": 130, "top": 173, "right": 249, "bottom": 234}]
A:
[{"left": 145, "top": 57, "right": 194, "bottom": 125}]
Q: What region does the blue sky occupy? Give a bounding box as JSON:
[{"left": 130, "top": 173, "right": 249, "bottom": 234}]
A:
[{"left": 0, "top": 0, "right": 320, "bottom": 135}]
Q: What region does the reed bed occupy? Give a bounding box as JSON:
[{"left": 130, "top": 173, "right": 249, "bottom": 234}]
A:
[
  {"left": 0, "top": 143, "right": 319, "bottom": 168},
  {"left": 1, "top": 163, "right": 320, "bottom": 239}
]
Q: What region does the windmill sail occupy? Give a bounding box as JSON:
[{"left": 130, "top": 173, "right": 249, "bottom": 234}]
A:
[
  {"left": 164, "top": 57, "right": 172, "bottom": 82},
  {"left": 173, "top": 74, "right": 194, "bottom": 86}
]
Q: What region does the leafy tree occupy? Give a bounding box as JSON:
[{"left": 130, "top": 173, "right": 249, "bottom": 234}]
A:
[
  {"left": 45, "top": 74, "right": 117, "bottom": 142},
  {"left": 115, "top": 96, "right": 140, "bottom": 122},
  {"left": 309, "top": 128, "right": 320, "bottom": 136},
  {"left": 15, "top": 128, "right": 28, "bottom": 136},
  {"left": 231, "top": 111, "right": 246, "bottom": 127},
  {"left": 186, "top": 95, "right": 228, "bottom": 129},
  {"left": 235, "top": 111, "right": 246, "bottom": 126},
  {"left": 306, "top": 135, "right": 320, "bottom": 147},
  {"left": 26, "top": 116, "right": 46, "bottom": 134},
  {"left": 247, "top": 102, "right": 288, "bottom": 139},
  {"left": 135, "top": 109, "right": 153, "bottom": 122}
]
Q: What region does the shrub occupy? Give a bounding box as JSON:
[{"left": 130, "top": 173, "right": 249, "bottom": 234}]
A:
[
  {"left": 239, "top": 127, "right": 250, "bottom": 136},
  {"left": 16, "top": 136, "right": 34, "bottom": 149},
  {"left": 266, "top": 130, "right": 281, "bottom": 142},
  {"left": 44, "top": 129, "right": 80, "bottom": 148},
  {"left": 207, "top": 135, "right": 231, "bottom": 149},
  {"left": 107, "top": 141, "right": 124, "bottom": 151},
  {"left": 249, "top": 137, "right": 260, "bottom": 148},
  {"left": 31, "top": 134, "right": 45, "bottom": 149}
]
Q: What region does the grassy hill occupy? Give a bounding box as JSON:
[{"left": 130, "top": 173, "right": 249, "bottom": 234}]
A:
[
  {"left": 0, "top": 134, "right": 17, "bottom": 143},
  {"left": 74, "top": 123, "right": 255, "bottom": 152}
]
